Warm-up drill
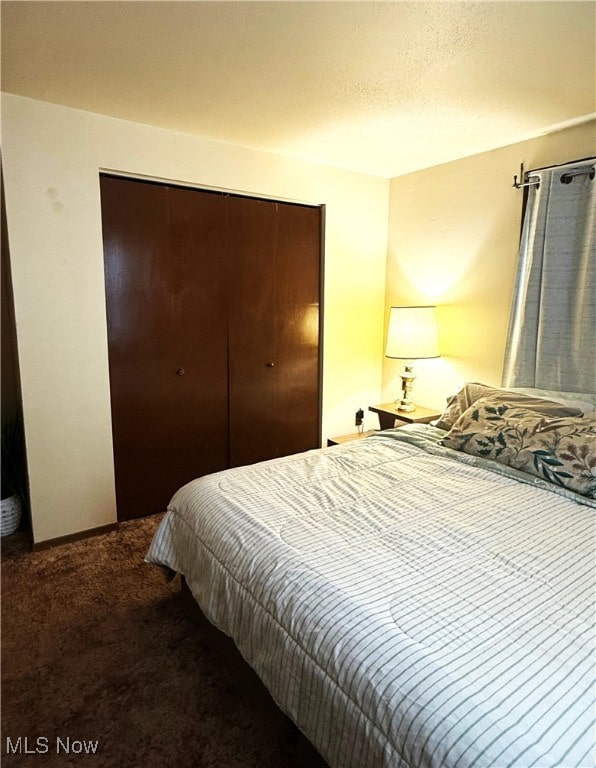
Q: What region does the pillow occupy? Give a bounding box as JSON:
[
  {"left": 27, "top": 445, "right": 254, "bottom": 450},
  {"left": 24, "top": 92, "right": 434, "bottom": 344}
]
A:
[
  {"left": 441, "top": 396, "right": 596, "bottom": 498},
  {"left": 435, "top": 382, "right": 585, "bottom": 431},
  {"left": 508, "top": 387, "right": 596, "bottom": 414}
]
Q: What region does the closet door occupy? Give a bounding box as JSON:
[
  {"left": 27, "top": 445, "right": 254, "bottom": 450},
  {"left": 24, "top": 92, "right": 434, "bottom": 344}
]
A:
[
  {"left": 275, "top": 201, "right": 321, "bottom": 455},
  {"left": 101, "top": 176, "right": 229, "bottom": 520},
  {"left": 227, "top": 196, "right": 321, "bottom": 467}
]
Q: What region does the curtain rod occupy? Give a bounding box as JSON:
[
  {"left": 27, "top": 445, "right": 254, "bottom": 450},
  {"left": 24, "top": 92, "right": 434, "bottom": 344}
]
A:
[{"left": 512, "top": 158, "right": 596, "bottom": 189}]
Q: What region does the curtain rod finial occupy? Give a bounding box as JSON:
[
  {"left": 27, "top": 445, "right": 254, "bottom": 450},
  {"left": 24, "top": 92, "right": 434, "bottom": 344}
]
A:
[{"left": 513, "top": 162, "right": 525, "bottom": 189}]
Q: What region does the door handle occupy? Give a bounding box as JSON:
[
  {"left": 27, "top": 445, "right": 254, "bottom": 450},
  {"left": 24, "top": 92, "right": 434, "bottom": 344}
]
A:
[
  {"left": 266, "top": 362, "right": 275, "bottom": 367},
  {"left": 176, "top": 368, "right": 186, "bottom": 376}
]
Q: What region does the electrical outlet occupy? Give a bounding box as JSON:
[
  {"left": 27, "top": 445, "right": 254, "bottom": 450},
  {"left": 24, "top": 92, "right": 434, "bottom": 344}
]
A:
[{"left": 355, "top": 408, "right": 364, "bottom": 426}]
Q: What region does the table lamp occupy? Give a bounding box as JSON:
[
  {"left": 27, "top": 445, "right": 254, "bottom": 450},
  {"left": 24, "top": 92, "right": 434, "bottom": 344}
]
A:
[{"left": 385, "top": 306, "right": 440, "bottom": 412}]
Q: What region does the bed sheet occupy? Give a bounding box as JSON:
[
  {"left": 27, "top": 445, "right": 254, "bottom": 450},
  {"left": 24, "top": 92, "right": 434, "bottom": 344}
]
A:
[{"left": 146, "top": 425, "right": 595, "bottom": 768}]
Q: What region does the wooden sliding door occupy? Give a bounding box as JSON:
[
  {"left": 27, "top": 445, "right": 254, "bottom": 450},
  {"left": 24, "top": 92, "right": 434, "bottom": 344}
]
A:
[
  {"left": 228, "top": 196, "right": 321, "bottom": 467},
  {"left": 101, "top": 175, "right": 322, "bottom": 521},
  {"left": 101, "top": 177, "right": 230, "bottom": 520}
]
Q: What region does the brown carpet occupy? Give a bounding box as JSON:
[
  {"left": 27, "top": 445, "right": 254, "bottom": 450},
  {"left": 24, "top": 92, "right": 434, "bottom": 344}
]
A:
[{"left": 1, "top": 516, "right": 327, "bottom": 768}]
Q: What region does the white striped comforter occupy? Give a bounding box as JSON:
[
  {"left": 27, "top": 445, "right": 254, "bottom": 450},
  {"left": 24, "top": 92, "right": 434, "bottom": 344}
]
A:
[{"left": 146, "top": 425, "right": 596, "bottom": 768}]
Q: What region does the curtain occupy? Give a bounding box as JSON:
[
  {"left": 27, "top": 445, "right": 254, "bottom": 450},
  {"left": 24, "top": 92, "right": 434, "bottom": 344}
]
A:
[{"left": 502, "top": 159, "right": 595, "bottom": 393}]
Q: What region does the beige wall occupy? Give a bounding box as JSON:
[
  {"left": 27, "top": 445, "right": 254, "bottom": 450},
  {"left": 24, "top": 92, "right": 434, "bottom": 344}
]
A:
[
  {"left": 1, "top": 93, "right": 389, "bottom": 543},
  {"left": 384, "top": 120, "right": 596, "bottom": 411}
]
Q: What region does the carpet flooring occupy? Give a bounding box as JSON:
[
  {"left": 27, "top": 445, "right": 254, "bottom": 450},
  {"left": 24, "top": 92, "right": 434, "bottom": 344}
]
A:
[{"left": 1, "top": 516, "right": 328, "bottom": 768}]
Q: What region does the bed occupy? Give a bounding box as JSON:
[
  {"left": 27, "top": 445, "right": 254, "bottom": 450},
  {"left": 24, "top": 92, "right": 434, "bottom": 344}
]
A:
[{"left": 146, "top": 385, "right": 596, "bottom": 768}]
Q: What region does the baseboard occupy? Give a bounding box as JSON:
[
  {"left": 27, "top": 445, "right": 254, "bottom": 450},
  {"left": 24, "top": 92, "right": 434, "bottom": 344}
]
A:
[{"left": 33, "top": 522, "right": 119, "bottom": 551}]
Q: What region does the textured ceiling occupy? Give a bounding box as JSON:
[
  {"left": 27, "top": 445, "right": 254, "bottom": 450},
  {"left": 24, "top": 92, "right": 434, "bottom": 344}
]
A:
[{"left": 1, "top": 1, "right": 595, "bottom": 177}]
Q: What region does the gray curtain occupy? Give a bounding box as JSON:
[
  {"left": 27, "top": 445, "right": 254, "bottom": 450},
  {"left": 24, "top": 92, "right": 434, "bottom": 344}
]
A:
[{"left": 502, "top": 159, "right": 595, "bottom": 393}]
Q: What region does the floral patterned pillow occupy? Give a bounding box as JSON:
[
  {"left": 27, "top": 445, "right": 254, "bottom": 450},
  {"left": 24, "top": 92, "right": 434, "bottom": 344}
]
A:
[
  {"left": 441, "top": 396, "right": 596, "bottom": 498},
  {"left": 435, "top": 382, "right": 585, "bottom": 431}
]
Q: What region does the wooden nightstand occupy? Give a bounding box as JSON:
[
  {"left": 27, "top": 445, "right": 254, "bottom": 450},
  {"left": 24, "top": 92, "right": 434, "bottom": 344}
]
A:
[
  {"left": 368, "top": 404, "right": 441, "bottom": 430},
  {"left": 327, "top": 429, "right": 377, "bottom": 447}
]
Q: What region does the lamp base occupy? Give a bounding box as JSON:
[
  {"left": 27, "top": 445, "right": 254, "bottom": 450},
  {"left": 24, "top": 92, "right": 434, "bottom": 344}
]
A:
[{"left": 395, "top": 364, "right": 416, "bottom": 413}]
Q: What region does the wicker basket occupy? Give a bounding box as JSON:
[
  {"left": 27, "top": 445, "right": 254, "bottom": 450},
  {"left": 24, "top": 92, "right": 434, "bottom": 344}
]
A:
[{"left": 1, "top": 495, "right": 22, "bottom": 537}]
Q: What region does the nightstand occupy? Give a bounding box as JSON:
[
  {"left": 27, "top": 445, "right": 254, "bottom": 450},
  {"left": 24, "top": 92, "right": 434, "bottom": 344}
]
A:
[
  {"left": 327, "top": 429, "right": 377, "bottom": 447},
  {"left": 368, "top": 404, "right": 441, "bottom": 430}
]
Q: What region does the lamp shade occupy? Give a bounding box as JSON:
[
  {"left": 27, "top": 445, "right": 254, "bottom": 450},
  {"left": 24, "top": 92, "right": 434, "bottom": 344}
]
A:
[{"left": 385, "top": 306, "right": 440, "bottom": 359}]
